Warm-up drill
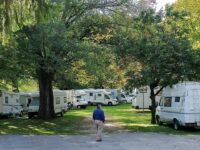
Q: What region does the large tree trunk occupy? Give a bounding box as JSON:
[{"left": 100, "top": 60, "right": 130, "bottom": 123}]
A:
[
  {"left": 150, "top": 84, "right": 156, "bottom": 124},
  {"left": 38, "top": 68, "right": 55, "bottom": 119}
]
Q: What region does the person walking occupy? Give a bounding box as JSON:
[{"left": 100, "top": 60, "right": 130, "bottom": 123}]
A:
[{"left": 93, "top": 104, "right": 105, "bottom": 142}]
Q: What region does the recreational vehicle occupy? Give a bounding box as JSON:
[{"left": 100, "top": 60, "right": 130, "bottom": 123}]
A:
[
  {"left": 132, "top": 86, "right": 161, "bottom": 109},
  {"left": 73, "top": 90, "right": 88, "bottom": 109},
  {"left": 107, "top": 89, "right": 130, "bottom": 103},
  {"left": 19, "top": 92, "right": 32, "bottom": 113},
  {"left": 28, "top": 90, "right": 68, "bottom": 118},
  {"left": 156, "top": 82, "right": 200, "bottom": 130},
  {"left": 84, "top": 89, "right": 118, "bottom": 106},
  {"left": 0, "top": 90, "right": 23, "bottom": 117}
]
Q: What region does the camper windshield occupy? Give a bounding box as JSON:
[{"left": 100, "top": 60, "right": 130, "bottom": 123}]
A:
[
  {"left": 76, "top": 96, "right": 85, "bottom": 101},
  {"left": 30, "top": 97, "right": 39, "bottom": 106},
  {"left": 105, "top": 94, "right": 110, "bottom": 99}
]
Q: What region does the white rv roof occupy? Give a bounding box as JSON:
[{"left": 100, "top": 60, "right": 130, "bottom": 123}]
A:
[{"left": 163, "top": 82, "right": 200, "bottom": 97}]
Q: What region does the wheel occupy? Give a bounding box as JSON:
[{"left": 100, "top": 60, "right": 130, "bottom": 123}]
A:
[
  {"left": 123, "top": 100, "right": 127, "bottom": 103},
  {"left": 19, "top": 111, "right": 23, "bottom": 117},
  {"left": 60, "top": 111, "right": 64, "bottom": 117},
  {"left": 28, "top": 114, "right": 33, "bottom": 119},
  {"left": 81, "top": 106, "right": 86, "bottom": 109},
  {"left": 156, "top": 116, "right": 163, "bottom": 125},
  {"left": 135, "top": 106, "right": 139, "bottom": 109},
  {"left": 108, "top": 102, "right": 112, "bottom": 106},
  {"left": 173, "top": 119, "right": 180, "bottom": 130}
]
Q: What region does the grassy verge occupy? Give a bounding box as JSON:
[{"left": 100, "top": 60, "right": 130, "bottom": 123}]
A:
[{"left": 0, "top": 104, "right": 200, "bottom": 135}]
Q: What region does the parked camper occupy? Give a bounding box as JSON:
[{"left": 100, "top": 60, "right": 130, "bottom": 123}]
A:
[
  {"left": 28, "top": 90, "right": 68, "bottom": 118},
  {"left": 73, "top": 90, "right": 88, "bottom": 109},
  {"left": 132, "top": 86, "right": 161, "bottom": 109},
  {"left": 19, "top": 92, "right": 32, "bottom": 113},
  {"left": 65, "top": 90, "right": 75, "bottom": 109},
  {"left": 84, "top": 89, "right": 118, "bottom": 106},
  {"left": 0, "top": 90, "right": 23, "bottom": 117},
  {"left": 108, "top": 89, "right": 130, "bottom": 103},
  {"left": 156, "top": 82, "right": 200, "bottom": 130}
]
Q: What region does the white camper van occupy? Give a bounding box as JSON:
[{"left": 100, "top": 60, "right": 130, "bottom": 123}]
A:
[
  {"left": 28, "top": 90, "right": 68, "bottom": 118},
  {"left": 73, "top": 90, "right": 88, "bottom": 109},
  {"left": 156, "top": 82, "right": 200, "bottom": 130},
  {"left": 19, "top": 93, "right": 32, "bottom": 113},
  {"left": 132, "top": 86, "right": 161, "bottom": 109},
  {"left": 84, "top": 89, "right": 118, "bottom": 106},
  {"left": 0, "top": 90, "right": 23, "bottom": 117}
]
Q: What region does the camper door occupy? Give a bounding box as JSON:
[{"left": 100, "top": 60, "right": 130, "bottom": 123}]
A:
[
  {"left": 161, "top": 97, "right": 173, "bottom": 122},
  {"left": 96, "top": 93, "right": 104, "bottom": 103}
]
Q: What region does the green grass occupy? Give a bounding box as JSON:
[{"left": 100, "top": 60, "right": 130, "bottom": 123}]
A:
[{"left": 0, "top": 104, "right": 200, "bottom": 135}]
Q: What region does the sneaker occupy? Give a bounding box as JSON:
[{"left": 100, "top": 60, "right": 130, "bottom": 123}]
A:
[{"left": 96, "top": 139, "right": 102, "bottom": 142}]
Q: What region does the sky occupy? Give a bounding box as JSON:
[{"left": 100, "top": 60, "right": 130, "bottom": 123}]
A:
[{"left": 156, "top": 0, "right": 176, "bottom": 10}]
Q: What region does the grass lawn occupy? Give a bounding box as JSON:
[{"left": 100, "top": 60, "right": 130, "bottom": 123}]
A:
[{"left": 0, "top": 104, "right": 200, "bottom": 135}]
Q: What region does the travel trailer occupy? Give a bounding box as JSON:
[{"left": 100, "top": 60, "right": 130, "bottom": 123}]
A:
[
  {"left": 0, "top": 90, "right": 23, "bottom": 117},
  {"left": 132, "top": 86, "right": 161, "bottom": 109},
  {"left": 19, "top": 92, "right": 32, "bottom": 113},
  {"left": 156, "top": 82, "right": 200, "bottom": 130},
  {"left": 28, "top": 90, "right": 68, "bottom": 118},
  {"left": 84, "top": 89, "right": 118, "bottom": 106}
]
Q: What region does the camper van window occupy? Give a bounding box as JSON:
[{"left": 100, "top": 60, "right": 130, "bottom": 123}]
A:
[
  {"left": 5, "top": 96, "right": 8, "bottom": 103},
  {"left": 98, "top": 94, "right": 102, "bottom": 97},
  {"left": 56, "top": 97, "right": 60, "bottom": 104},
  {"left": 64, "top": 97, "right": 67, "bottom": 103},
  {"left": 175, "top": 97, "right": 180, "bottom": 102},
  {"left": 105, "top": 95, "right": 110, "bottom": 99},
  {"left": 164, "top": 97, "right": 172, "bottom": 107},
  {"left": 121, "top": 94, "right": 125, "bottom": 98},
  {"left": 90, "top": 93, "right": 93, "bottom": 96},
  {"left": 159, "top": 98, "right": 164, "bottom": 106}
]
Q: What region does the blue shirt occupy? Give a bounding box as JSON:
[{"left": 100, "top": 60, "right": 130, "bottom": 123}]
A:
[{"left": 93, "top": 108, "right": 105, "bottom": 122}]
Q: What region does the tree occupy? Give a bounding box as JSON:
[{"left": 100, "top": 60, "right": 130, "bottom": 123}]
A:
[
  {"left": 15, "top": 21, "right": 81, "bottom": 119},
  {"left": 14, "top": 0, "right": 128, "bottom": 119},
  {"left": 111, "top": 8, "right": 194, "bottom": 124},
  {"left": 174, "top": 0, "right": 200, "bottom": 50}
]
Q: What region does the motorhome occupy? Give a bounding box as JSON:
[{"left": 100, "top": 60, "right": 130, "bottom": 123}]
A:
[
  {"left": 107, "top": 89, "right": 130, "bottom": 103},
  {"left": 28, "top": 90, "right": 68, "bottom": 118},
  {"left": 84, "top": 89, "right": 118, "bottom": 106},
  {"left": 132, "top": 86, "right": 161, "bottom": 109},
  {"left": 73, "top": 90, "right": 88, "bottom": 109},
  {"left": 19, "top": 92, "right": 32, "bottom": 113},
  {"left": 156, "top": 82, "right": 200, "bottom": 130},
  {"left": 0, "top": 90, "right": 23, "bottom": 117}
]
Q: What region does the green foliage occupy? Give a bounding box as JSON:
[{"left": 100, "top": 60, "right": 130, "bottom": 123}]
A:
[{"left": 174, "top": 0, "right": 200, "bottom": 50}]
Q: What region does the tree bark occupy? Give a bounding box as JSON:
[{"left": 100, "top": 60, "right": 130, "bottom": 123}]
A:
[
  {"left": 150, "top": 84, "right": 156, "bottom": 124},
  {"left": 38, "top": 68, "right": 55, "bottom": 119}
]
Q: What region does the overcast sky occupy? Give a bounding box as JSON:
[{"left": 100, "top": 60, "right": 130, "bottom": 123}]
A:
[{"left": 156, "top": 0, "right": 176, "bottom": 10}]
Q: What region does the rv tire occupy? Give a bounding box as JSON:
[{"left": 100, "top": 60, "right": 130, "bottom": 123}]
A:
[
  {"left": 108, "top": 102, "right": 113, "bottom": 106},
  {"left": 173, "top": 119, "right": 180, "bottom": 130},
  {"left": 156, "top": 116, "right": 163, "bottom": 125},
  {"left": 28, "top": 114, "right": 33, "bottom": 119},
  {"left": 60, "top": 111, "right": 64, "bottom": 117},
  {"left": 81, "top": 106, "right": 87, "bottom": 109}
]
